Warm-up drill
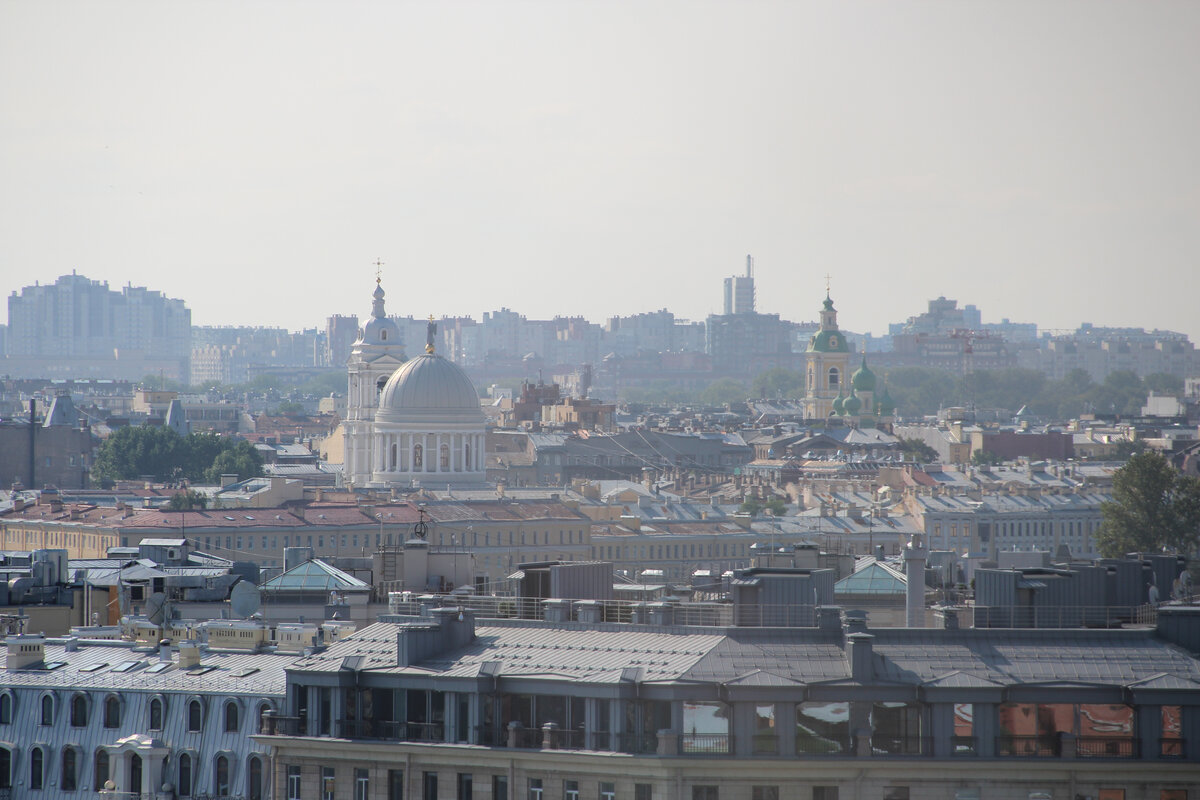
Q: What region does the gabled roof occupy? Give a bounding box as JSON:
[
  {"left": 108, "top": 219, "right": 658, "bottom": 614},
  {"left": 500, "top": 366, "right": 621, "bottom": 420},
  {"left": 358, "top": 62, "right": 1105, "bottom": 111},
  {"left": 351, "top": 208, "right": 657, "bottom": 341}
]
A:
[
  {"left": 260, "top": 558, "right": 369, "bottom": 593},
  {"left": 835, "top": 559, "right": 907, "bottom": 596}
]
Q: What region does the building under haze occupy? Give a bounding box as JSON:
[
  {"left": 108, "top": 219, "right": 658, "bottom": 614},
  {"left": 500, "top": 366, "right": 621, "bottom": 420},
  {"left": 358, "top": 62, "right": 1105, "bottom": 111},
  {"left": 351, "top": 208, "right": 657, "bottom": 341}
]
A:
[{"left": 4, "top": 272, "right": 191, "bottom": 381}]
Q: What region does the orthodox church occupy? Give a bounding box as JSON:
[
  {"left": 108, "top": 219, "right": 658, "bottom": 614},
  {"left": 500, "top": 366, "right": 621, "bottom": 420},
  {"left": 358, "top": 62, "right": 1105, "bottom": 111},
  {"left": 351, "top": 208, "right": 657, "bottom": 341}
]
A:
[
  {"left": 343, "top": 278, "right": 487, "bottom": 489},
  {"left": 802, "top": 292, "right": 895, "bottom": 428}
]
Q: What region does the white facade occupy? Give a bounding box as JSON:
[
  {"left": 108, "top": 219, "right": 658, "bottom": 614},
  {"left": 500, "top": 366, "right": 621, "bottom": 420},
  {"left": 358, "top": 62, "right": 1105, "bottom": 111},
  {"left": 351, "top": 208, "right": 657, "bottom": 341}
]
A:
[{"left": 343, "top": 280, "right": 406, "bottom": 487}]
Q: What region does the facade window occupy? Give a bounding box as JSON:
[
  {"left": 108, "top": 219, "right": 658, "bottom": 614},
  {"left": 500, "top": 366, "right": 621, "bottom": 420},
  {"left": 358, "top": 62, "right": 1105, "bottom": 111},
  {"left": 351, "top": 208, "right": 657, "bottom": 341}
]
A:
[
  {"left": 62, "top": 748, "right": 77, "bottom": 791},
  {"left": 692, "top": 788, "right": 718, "bottom": 800},
  {"left": 71, "top": 694, "right": 88, "bottom": 727},
  {"left": 752, "top": 789, "right": 777, "bottom": 800},
  {"left": 0, "top": 749, "right": 8, "bottom": 790},
  {"left": 424, "top": 772, "right": 439, "bottom": 800},
  {"left": 458, "top": 773, "right": 473, "bottom": 800},
  {"left": 564, "top": 781, "right": 579, "bottom": 800},
  {"left": 225, "top": 701, "right": 240, "bottom": 732},
  {"left": 441, "top": 444, "right": 450, "bottom": 469},
  {"left": 813, "top": 789, "right": 839, "bottom": 800},
  {"left": 828, "top": 367, "right": 840, "bottom": 387},
  {"left": 636, "top": 785, "right": 652, "bottom": 800},
  {"left": 215, "top": 755, "right": 231, "bottom": 796},
  {"left": 882, "top": 790, "right": 909, "bottom": 800},
  {"left": 30, "top": 746, "right": 43, "bottom": 790},
  {"left": 40, "top": 694, "right": 53, "bottom": 725},
  {"left": 601, "top": 783, "right": 618, "bottom": 800},
  {"left": 414, "top": 445, "right": 423, "bottom": 469},
  {"left": 150, "top": 698, "right": 163, "bottom": 730},
  {"left": 94, "top": 750, "right": 110, "bottom": 792},
  {"left": 389, "top": 770, "right": 404, "bottom": 800},
  {"left": 249, "top": 757, "right": 264, "bottom": 800},
  {"left": 323, "top": 766, "right": 336, "bottom": 800},
  {"left": 529, "top": 778, "right": 544, "bottom": 800},
  {"left": 105, "top": 695, "right": 121, "bottom": 728},
  {"left": 288, "top": 765, "right": 303, "bottom": 800},
  {"left": 179, "top": 753, "right": 193, "bottom": 797},
  {"left": 188, "top": 699, "right": 202, "bottom": 731},
  {"left": 0, "top": 693, "right": 10, "bottom": 724},
  {"left": 493, "top": 777, "right": 509, "bottom": 800},
  {"left": 356, "top": 768, "right": 370, "bottom": 800}
]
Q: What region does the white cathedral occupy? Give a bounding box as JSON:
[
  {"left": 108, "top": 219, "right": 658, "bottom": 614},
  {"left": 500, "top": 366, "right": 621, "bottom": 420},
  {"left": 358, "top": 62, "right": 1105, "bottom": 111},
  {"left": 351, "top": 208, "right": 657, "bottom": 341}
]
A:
[{"left": 343, "top": 278, "right": 488, "bottom": 488}]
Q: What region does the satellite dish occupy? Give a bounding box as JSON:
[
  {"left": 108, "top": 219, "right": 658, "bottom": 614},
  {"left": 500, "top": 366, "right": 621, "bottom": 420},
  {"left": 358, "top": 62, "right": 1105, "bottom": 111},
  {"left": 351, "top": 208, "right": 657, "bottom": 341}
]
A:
[
  {"left": 230, "top": 581, "right": 262, "bottom": 619},
  {"left": 145, "top": 592, "right": 168, "bottom": 627}
]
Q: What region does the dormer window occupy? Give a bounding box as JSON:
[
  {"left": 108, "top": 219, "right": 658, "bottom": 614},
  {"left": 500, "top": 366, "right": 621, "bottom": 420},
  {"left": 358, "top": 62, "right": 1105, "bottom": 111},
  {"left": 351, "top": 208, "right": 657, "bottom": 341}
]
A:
[{"left": 380, "top": 330, "right": 388, "bottom": 341}]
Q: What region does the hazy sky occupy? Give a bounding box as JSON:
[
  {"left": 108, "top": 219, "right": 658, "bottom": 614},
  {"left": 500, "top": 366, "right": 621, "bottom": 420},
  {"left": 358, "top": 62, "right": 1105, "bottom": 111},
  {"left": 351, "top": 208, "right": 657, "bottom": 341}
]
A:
[{"left": 2, "top": 1, "right": 1198, "bottom": 339}]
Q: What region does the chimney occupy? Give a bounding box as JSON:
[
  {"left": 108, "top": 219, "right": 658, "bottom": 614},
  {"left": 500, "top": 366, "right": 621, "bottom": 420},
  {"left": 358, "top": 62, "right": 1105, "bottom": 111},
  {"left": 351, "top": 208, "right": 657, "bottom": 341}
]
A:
[
  {"left": 818, "top": 606, "right": 843, "bottom": 633},
  {"left": 846, "top": 632, "right": 874, "bottom": 682},
  {"left": 159, "top": 638, "right": 173, "bottom": 662},
  {"left": 574, "top": 600, "right": 602, "bottom": 624},
  {"left": 6, "top": 634, "right": 45, "bottom": 671},
  {"left": 904, "top": 532, "right": 929, "bottom": 628},
  {"left": 178, "top": 640, "right": 201, "bottom": 669},
  {"left": 542, "top": 599, "right": 570, "bottom": 623}
]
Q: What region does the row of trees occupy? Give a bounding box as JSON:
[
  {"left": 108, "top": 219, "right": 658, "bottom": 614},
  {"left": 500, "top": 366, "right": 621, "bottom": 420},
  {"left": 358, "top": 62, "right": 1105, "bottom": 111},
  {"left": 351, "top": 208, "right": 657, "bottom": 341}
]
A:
[{"left": 92, "top": 427, "right": 264, "bottom": 486}]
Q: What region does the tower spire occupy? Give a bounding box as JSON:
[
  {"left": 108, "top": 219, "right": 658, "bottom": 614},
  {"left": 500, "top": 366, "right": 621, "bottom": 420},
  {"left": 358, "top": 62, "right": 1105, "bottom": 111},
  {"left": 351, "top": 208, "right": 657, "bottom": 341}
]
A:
[{"left": 425, "top": 315, "right": 437, "bottom": 354}]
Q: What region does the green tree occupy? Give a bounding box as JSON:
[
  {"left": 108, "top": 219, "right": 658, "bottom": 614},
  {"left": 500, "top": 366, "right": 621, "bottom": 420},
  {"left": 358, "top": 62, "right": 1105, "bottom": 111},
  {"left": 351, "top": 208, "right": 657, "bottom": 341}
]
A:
[
  {"left": 1095, "top": 451, "right": 1200, "bottom": 557},
  {"left": 898, "top": 437, "right": 938, "bottom": 463},
  {"left": 752, "top": 368, "right": 804, "bottom": 399},
  {"left": 971, "top": 449, "right": 1003, "bottom": 467},
  {"left": 92, "top": 426, "right": 187, "bottom": 483},
  {"left": 167, "top": 489, "right": 209, "bottom": 510},
  {"left": 700, "top": 378, "right": 747, "bottom": 407},
  {"left": 881, "top": 367, "right": 958, "bottom": 417},
  {"left": 739, "top": 496, "right": 788, "bottom": 516},
  {"left": 274, "top": 401, "right": 305, "bottom": 416},
  {"left": 1144, "top": 372, "right": 1184, "bottom": 396},
  {"left": 203, "top": 441, "right": 264, "bottom": 484},
  {"left": 183, "top": 433, "right": 228, "bottom": 482}
]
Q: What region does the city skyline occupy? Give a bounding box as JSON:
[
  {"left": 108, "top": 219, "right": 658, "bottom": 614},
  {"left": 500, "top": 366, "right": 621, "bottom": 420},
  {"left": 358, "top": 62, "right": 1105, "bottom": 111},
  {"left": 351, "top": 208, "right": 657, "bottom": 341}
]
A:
[{"left": 3, "top": 2, "right": 1198, "bottom": 339}]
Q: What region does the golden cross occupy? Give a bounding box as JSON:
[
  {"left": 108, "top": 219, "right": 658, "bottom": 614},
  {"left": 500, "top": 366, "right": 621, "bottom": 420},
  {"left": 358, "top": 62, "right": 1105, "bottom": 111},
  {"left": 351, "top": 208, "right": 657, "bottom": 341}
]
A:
[
  {"left": 824, "top": 273, "right": 832, "bottom": 294},
  {"left": 374, "top": 258, "right": 384, "bottom": 283}
]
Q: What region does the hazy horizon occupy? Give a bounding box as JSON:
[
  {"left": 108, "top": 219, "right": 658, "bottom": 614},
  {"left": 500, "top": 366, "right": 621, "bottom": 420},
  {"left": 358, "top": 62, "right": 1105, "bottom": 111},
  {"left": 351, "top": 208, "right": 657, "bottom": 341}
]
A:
[{"left": 3, "top": 1, "right": 1198, "bottom": 339}]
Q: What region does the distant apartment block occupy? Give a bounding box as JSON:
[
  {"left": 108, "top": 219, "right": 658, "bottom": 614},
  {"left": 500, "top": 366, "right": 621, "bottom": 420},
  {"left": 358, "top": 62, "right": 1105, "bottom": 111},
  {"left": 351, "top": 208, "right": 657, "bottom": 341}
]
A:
[{"left": 5, "top": 272, "right": 191, "bottom": 381}]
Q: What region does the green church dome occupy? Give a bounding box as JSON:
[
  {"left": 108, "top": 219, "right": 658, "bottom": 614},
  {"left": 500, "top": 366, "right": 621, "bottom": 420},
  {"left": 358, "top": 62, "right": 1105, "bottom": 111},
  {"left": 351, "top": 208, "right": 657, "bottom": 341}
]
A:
[
  {"left": 851, "top": 356, "right": 876, "bottom": 392},
  {"left": 843, "top": 390, "right": 862, "bottom": 415},
  {"left": 832, "top": 390, "right": 846, "bottom": 415},
  {"left": 808, "top": 329, "right": 851, "bottom": 354},
  {"left": 877, "top": 387, "right": 896, "bottom": 416}
]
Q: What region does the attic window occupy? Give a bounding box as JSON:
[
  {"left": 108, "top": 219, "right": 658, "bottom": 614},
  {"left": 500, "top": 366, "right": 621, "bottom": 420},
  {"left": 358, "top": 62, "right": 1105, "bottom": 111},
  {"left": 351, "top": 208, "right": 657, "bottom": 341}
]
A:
[
  {"left": 79, "top": 663, "right": 108, "bottom": 673},
  {"left": 245, "top": 516, "right": 255, "bottom": 521},
  {"left": 231, "top": 667, "right": 260, "bottom": 679},
  {"left": 144, "top": 662, "right": 172, "bottom": 674},
  {"left": 224, "top": 516, "right": 235, "bottom": 521},
  {"left": 42, "top": 661, "right": 68, "bottom": 671},
  {"left": 111, "top": 661, "right": 143, "bottom": 673},
  {"left": 189, "top": 665, "right": 218, "bottom": 676}
]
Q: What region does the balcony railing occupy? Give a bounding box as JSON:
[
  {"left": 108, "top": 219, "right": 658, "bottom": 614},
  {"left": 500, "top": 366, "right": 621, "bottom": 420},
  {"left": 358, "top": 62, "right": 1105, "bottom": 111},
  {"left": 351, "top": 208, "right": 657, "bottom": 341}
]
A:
[
  {"left": 1077, "top": 737, "right": 1137, "bottom": 758},
  {"left": 950, "top": 735, "right": 977, "bottom": 756},
  {"left": 752, "top": 733, "right": 779, "bottom": 755},
  {"left": 680, "top": 733, "right": 731, "bottom": 754},
  {"left": 795, "top": 731, "right": 851, "bottom": 756},
  {"left": 1160, "top": 737, "right": 1186, "bottom": 758},
  {"left": 996, "top": 735, "right": 1059, "bottom": 757},
  {"left": 617, "top": 732, "right": 658, "bottom": 754},
  {"left": 871, "top": 735, "right": 927, "bottom": 756}
]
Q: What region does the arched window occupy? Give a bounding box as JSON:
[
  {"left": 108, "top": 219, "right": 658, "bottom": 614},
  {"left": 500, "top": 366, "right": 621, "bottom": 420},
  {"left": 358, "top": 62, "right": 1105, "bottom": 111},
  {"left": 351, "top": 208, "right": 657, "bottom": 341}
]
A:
[
  {"left": 828, "top": 367, "right": 840, "bottom": 388},
  {"left": 104, "top": 695, "right": 121, "bottom": 728},
  {"left": 258, "top": 703, "right": 272, "bottom": 734},
  {"left": 0, "top": 692, "right": 10, "bottom": 724},
  {"left": 248, "top": 756, "right": 264, "bottom": 800},
  {"left": 71, "top": 693, "right": 88, "bottom": 727},
  {"left": 0, "top": 748, "right": 9, "bottom": 789},
  {"left": 178, "top": 753, "right": 193, "bottom": 797},
  {"left": 440, "top": 444, "right": 450, "bottom": 470},
  {"left": 30, "top": 747, "right": 43, "bottom": 790},
  {"left": 215, "top": 755, "right": 230, "bottom": 796},
  {"left": 413, "top": 444, "right": 423, "bottom": 469},
  {"left": 94, "top": 750, "right": 110, "bottom": 792},
  {"left": 188, "top": 699, "right": 202, "bottom": 732},
  {"left": 62, "top": 747, "right": 77, "bottom": 791},
  {"left": 380, "top": 329, "right": 388, "bottom": 341},
  {"left": 225, "top": 701, "right": 240, "bottom": 733},
  {"left": 40, "top": 694, "right": 53, "bottom": 726},
  {"left": 150, "top": 698, "right": 163, "bottom": 731},
  {"left": 376, "top": 377, "right": 387, "bottom": 397}
]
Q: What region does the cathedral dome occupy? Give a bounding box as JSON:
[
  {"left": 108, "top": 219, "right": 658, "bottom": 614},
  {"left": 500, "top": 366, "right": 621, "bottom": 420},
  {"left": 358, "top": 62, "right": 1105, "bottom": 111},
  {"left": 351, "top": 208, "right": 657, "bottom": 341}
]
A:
[
  {"left": 851, "top": 357, "right": 876, "bottom": 392},
  {"left": 832, "top": 390, "right": 845, "bottom": 416},
  {"left": 376, "top": 354, "right": 484, "bottom": 425}
]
